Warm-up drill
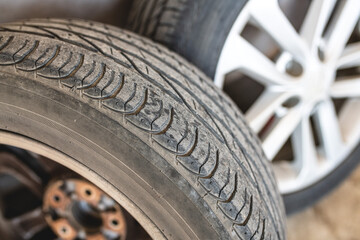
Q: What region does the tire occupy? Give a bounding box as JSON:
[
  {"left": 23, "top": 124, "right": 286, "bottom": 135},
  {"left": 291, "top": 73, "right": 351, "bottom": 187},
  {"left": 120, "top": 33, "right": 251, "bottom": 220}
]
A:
[
  {"left": 127, "top": 0, "right": 247, "bottom": 78},
  {"left": 127, "top": 0, "right": 360, "bottom": 215},
  {"left": 0, "top": 19, "right": 285, "bottom": 239}
]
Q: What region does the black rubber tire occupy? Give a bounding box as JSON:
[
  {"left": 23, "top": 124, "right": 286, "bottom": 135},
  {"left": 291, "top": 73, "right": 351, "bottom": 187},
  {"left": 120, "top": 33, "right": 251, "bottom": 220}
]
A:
[
  {"left": 0, "top": 19, "right": 285, "bottom": 239},
  {"left": 127, "top": 0, "right": 248, "bottom": 78},
  {"left": 127, "top": 0, "right": 360, "bottom": 215}
]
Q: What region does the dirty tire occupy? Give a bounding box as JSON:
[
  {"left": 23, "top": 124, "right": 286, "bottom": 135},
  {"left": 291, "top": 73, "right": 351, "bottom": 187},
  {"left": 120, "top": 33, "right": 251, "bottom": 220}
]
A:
[{"left": 0, "top": 19, "right": 285, "bottom": 239}]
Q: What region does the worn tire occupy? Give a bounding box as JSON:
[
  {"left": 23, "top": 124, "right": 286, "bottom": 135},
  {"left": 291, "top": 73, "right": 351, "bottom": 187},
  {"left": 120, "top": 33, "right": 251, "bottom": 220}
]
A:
[{"left": 0, "top": 19, "right": 285, "bottom": 239}]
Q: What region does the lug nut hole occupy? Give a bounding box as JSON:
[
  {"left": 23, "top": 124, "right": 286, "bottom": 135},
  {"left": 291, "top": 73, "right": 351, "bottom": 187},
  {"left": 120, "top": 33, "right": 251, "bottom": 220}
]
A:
[
  {"left": 85, "top": 189, "right": 92, "bottom": 196},
  {"left": 53, "top": 195, "right": 61, "bottom": 202},
  {"left": 286, "top": 59, "right": 303, "bottom": 77},
  {"left": 111, "top": 219, "right": 119, "bottom": 227},
  {"left": 60, "top": 226, "right": 68, "bottom": 234},
  {"left": 282, "top": 97, "right": 300, "bottom": 109}
]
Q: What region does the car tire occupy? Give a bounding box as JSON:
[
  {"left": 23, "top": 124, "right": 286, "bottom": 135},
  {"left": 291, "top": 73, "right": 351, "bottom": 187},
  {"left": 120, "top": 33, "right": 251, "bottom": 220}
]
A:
[
  {"left": 0, "top": 19, "right": 285, "bottom": 239},
  {"left": 127, "top": 0, "right": 247, "bottom": 78}
]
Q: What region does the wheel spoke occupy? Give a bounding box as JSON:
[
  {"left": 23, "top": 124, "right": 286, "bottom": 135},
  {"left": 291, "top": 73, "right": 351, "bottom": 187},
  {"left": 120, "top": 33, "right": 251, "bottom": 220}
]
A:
[
  {"left": 338, "top": 99, "right": 360, "bottom": 145},
  {"left": 313, "top": 100, "right": 344, "bottom": 160},
  {"left": 0, "top": 152, "right": 42, "bottom": 196},
  {"left": 214, "top": 35, "right": 293, "bottom": 88},
  {"left": 292, "top": 117, "right": 319, "bottom": 178},
  {"left": 330, "top": 76, "right": 360, "bottom": 98},
  {"left": 300, "top": 0, "right": 336, "bottom": 53},
  {"left": 337, "top": 42, "right": 360, "bottom": 69},
  {"left": 10, "top": 207, "right": 47, "bottom": 240},
  {"left": 249, "top": 0, "right": 308, "bottom": 63},
  {"left": 245, "top": 90, "right": 294, "bottom": 133},
  {"left": 262, "top": 107, "right": 303, "bottom": 160},
  {"left": 323, "top": 0, "right": 360, "bottom": 62}
]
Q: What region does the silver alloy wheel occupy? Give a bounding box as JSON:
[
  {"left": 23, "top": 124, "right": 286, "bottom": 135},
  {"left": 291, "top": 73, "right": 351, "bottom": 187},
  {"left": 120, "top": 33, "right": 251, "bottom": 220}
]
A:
[{"left": 215, "top": 0, "right": 360, "bottom": 194}]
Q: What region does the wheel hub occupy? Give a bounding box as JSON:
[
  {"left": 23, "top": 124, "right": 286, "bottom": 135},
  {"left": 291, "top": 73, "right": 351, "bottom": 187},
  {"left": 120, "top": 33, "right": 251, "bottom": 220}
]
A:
[
  {"left": 301, "top": 60, "right": 334, "bottom": 108},
  {"left": 214, "top": 0, "right": 360, "bottom": 194},
  {"left": 43, "top": 179, "right": 127, "bottom": 240}
]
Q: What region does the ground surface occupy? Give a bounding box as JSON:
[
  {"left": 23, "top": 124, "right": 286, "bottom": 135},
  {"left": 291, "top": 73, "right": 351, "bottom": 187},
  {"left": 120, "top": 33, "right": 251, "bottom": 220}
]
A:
[{"left": 288, "top": 165, "right": 360, "bottom": 240}]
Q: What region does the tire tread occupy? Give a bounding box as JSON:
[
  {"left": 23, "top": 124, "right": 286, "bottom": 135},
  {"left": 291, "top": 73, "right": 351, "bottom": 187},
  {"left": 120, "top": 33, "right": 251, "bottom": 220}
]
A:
[{"left": 0, "top": 19, "right": 285, "bottom": 239}]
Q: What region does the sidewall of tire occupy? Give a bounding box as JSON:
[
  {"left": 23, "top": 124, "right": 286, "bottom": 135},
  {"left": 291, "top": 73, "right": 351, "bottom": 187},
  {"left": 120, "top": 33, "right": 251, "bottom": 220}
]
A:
[
  {"left": 0, "top": 72, "right": 227, "bottom": 239},
  {"left": 164, "top": 0, "right": 248, "bottom": 77}
]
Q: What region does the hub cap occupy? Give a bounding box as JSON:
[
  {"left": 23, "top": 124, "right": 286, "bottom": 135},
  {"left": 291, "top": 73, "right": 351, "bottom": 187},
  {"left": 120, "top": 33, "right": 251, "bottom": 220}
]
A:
[{"left": 215, "top": 0, "right": 360, "bottom": 193}]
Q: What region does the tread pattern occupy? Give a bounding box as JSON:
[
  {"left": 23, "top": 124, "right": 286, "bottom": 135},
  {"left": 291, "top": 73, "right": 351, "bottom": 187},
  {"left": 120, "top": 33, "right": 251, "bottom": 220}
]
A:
[
  {"left": 127, "top": 0, "right": 186, "bottom": 45},
  {"left": 0, "top": 19, "right": 285, "bottom": 239}
]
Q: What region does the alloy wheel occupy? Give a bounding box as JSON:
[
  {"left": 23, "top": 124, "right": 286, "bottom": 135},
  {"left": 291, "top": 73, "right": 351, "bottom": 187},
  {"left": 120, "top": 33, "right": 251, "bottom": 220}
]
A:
[{"left": 215, "top": 0, "right": 360, "bottom": 194}]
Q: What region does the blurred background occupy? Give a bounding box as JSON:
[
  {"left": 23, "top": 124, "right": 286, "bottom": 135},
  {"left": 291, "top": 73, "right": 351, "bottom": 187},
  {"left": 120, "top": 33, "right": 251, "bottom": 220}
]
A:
[
  {"left": 0, "top": 0, "right": 359, "bottom": 239},
  {"left": 0, "top": 0, "right": 131, "bottom": 26}
]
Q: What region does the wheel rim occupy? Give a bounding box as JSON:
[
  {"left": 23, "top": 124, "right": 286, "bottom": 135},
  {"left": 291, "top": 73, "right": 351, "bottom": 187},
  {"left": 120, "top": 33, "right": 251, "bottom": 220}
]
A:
[
  {"left": 214, "top": 0, "right": 360, "bottom": 194},
  {"left": 0, "top": 134, "right": 152, "bottom": 240}
]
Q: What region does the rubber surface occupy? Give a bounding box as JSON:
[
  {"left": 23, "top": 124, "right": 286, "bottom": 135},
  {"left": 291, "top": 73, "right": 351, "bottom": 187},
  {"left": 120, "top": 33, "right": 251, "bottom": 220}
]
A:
[
  {"left": 0, "top": 19, "right": 285, "bottom": 239},
  {"left": 128, "top": 0, "right": 248, "bottom": 78}
]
